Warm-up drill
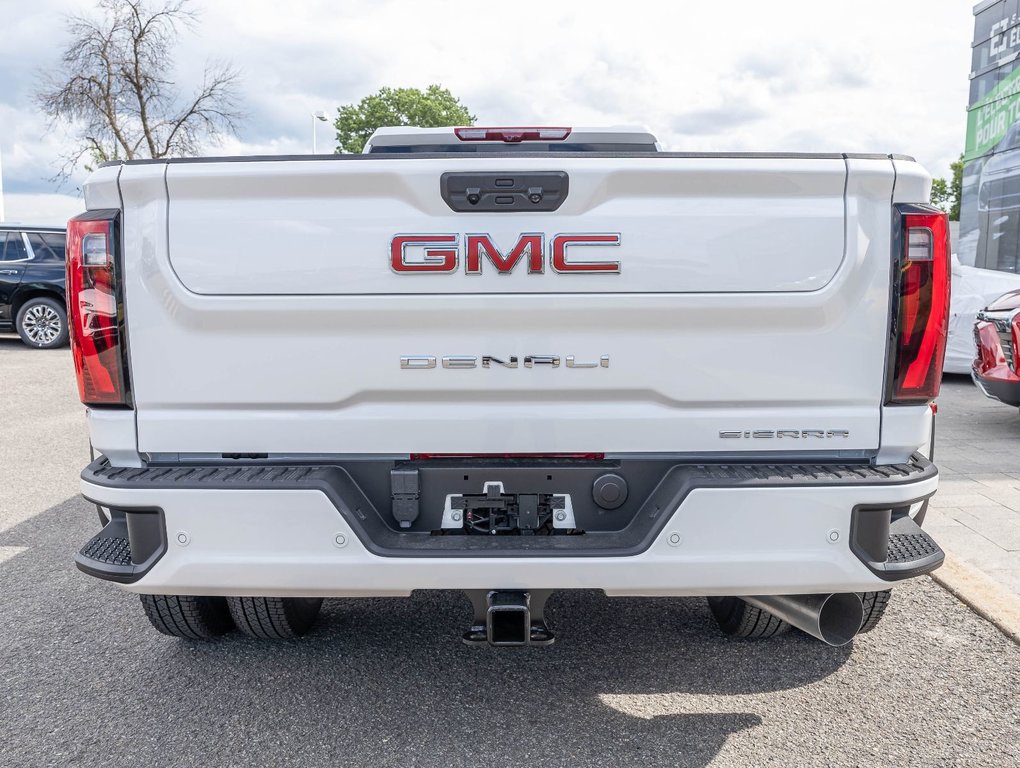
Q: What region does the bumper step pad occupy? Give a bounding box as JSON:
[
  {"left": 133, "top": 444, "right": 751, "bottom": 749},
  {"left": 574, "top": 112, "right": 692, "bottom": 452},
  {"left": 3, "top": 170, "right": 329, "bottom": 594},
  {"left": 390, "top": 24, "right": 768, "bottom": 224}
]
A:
[
  {"left": 887, "top": 529, "right": 942, "bottom": 564},
  {"left": 75, "top": 510, "right": 167, "bottom": 584},
  {"left": 80, "top": 530, "right": 132, "bottom": 567},
  {"left": 851, "top": 511, "right": 944, "bottom": 581}
]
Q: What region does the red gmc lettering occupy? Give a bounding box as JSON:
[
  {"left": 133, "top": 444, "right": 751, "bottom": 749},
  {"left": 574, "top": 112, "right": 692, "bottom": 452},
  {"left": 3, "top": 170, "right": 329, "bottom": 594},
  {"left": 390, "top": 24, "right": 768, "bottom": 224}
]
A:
[
  {"left": 390, "top": 235, "right": 459, "bottom": 273},
  {"left": 550, "top": 234, "right": 621, "bottom": 273},
  {"left": 391, "top": 233, "right": 621, "bottom": 274},
  {"left": 465, "top": 234, "right": 544, "bottom": 274}
]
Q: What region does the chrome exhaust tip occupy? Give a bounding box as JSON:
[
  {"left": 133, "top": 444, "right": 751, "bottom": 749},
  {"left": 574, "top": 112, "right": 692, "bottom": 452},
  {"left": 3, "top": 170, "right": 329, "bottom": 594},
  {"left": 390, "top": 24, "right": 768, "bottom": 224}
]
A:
[{"left": 744, "top": 592, "right": 864, "bottom": 647}]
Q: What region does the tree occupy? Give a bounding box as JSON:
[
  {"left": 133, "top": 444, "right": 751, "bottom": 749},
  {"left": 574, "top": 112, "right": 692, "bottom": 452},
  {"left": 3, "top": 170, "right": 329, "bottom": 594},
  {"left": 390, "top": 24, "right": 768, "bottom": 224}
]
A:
[
  {"left": 930, "top": 177, "right": 951, "bottom": 213},
  {"left": 37, "top": 0, "right": 242, "bottom": 175},
  {"left": 930, "top": 153, "right": 964, "bottom": 221},
  {"left": 334, "top": 85, "right": 475, "bottom": 154},
  {"left": 948, "top": 154, "right": 963, "bottom": 221}
]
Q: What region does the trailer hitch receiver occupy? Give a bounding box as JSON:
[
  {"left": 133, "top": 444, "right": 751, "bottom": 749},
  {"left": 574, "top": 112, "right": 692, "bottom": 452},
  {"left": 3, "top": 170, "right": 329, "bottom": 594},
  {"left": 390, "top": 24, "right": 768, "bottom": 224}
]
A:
[{"left": 463, "top": 589, "right": 555, "bottom": 646}]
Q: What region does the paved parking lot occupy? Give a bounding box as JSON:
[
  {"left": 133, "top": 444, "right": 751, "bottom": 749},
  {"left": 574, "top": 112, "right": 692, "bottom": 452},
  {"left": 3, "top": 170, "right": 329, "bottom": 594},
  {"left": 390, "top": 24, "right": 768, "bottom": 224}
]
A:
[
  {"left": 1, "top": 336, "right": 1019, "bottom": 767},
  {"left": 0, "top": 337, "right": 88, "bottom": 565},
  {"left": 929, "top": 375, "right": 1020, "bottom": 596}
]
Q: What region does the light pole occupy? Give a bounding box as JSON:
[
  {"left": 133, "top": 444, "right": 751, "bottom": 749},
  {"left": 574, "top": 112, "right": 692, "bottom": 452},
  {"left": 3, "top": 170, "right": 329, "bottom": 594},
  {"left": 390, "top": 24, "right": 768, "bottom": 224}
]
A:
[{"left": 311, "top": 110, "right": 328, "bottom": 154}]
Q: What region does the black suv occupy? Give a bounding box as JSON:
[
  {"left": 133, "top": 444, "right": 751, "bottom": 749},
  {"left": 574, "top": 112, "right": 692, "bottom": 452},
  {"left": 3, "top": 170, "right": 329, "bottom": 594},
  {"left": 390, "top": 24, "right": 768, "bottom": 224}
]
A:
[{"left": 0, "top": 225, "right": 68, "bottom": 349}]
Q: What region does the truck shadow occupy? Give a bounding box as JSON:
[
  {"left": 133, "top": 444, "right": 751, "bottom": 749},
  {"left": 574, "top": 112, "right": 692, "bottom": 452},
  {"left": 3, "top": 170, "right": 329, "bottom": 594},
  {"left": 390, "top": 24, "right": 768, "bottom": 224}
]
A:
[{"left": 1, "top": 496, "right": 853, "bottom": 767}]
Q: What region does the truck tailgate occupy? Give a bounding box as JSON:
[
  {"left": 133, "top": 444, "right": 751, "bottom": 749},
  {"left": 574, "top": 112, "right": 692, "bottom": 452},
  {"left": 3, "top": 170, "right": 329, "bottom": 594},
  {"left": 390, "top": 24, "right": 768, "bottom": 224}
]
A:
[
  {"left": 166, "top": 157, "right": 846, "bottom": 295},
  {"left": 117, "top": 155, "right": 896, "bottom": 456}
]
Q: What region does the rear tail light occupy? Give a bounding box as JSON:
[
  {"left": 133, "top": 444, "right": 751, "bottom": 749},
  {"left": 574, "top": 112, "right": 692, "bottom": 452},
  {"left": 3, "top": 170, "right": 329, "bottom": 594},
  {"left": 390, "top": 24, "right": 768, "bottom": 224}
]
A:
[
  {"left": 886, "top": 204, "right": 951, "bottom": 404},
  {"left": 454, "top": 127, "right": 572, "bottom": 143},
  {"left": 66, "top": 210, "right": 131, "bottom": 407}
]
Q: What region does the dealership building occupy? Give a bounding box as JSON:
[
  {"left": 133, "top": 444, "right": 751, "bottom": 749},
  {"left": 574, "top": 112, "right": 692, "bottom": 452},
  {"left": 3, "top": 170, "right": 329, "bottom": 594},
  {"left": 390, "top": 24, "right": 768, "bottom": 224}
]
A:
[{"left": 962, "top": 0, "right": 1020, "bottom": 272}]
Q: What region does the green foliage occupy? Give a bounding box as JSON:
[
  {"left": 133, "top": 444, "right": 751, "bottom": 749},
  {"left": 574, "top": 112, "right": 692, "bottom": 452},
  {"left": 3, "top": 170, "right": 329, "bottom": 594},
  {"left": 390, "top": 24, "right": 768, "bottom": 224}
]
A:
[
  {"left": 948, "top": 154, "right": 963, "bottom": 221},
  {"left": 334, "top": 85, "right": 475, "bottom": 154},
  {"left": 930, "top": 154, "right": 964, "bottom": 221},
  {"left": 930, "top": 177, "right": 951, "bottom": 214}
]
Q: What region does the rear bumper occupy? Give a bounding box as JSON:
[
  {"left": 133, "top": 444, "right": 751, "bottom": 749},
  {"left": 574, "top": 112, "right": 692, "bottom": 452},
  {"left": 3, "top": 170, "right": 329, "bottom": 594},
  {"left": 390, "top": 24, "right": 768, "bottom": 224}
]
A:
[
  {"left": 78, "top": 456, "right": 941, "bottom": 597},
  {"left": 972, "top": 369, "right": 1020, "bottom": 407}
]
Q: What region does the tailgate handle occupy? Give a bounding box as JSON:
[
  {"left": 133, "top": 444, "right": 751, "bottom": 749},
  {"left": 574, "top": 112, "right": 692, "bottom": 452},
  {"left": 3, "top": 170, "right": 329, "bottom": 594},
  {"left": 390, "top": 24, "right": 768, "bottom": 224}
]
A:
[{"left": 441, "top": 172, "right": 568, "bottom": 212}]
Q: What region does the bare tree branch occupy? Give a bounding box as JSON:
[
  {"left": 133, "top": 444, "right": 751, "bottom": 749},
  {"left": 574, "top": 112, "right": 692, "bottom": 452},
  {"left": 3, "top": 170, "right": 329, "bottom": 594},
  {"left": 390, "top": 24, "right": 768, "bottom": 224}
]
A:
[{"left": 36, "top": 0, "right": 243, "bottom": 178}]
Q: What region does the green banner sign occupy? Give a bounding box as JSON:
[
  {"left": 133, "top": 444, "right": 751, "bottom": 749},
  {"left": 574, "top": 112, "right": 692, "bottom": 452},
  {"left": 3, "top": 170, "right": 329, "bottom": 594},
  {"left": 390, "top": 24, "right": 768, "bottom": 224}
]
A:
[{"left": 966, "top": 65, "right": 1020, "bottom": 161}]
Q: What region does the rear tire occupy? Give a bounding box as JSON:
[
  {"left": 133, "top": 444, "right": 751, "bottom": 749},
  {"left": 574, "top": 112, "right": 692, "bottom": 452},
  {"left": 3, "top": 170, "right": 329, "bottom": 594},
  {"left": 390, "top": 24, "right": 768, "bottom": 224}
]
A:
[
  {"left": 140, "top": 594, "right": 234, "bottom": 639},
  {"left": 15, "top": 297, "right": 68, "bottom": 349},
  {"left": 857, "top": 590, "right": 892, "bottom": 634},
  {"left": 226, "top": 596, "right": 323, "bottom": 639},
  {"left": 707, "top": 596, "right": 790, "bottom": 638}
]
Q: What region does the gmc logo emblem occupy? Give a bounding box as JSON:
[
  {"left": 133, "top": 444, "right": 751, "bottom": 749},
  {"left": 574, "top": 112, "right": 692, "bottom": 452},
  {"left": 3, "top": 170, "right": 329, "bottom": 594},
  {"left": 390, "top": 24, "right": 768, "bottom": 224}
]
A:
[{"left": 390, "top": 233, "right": 621, "bottom": 274}]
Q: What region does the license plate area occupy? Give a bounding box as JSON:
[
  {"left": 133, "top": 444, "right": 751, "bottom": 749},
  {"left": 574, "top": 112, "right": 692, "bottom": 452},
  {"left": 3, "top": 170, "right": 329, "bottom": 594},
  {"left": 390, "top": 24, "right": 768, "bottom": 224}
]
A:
[
  {"left": 440, "top": 482, "right": 577, "bottom": 534},
  {"left": 385, "top": 458, "right": 657, "bottom": 535}
]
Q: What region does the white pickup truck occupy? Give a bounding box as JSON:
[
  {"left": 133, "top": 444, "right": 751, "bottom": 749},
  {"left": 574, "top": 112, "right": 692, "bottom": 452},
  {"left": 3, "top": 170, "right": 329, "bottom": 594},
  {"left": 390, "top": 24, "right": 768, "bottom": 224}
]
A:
[{"left": 69, "top": 126, "right": 949, "bottom": 648}]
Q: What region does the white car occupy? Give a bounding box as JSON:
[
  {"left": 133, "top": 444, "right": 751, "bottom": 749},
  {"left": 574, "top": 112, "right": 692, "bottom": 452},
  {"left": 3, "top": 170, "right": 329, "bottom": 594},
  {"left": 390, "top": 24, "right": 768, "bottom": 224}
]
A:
[
  {"left": 944, "top": 255, "right": 1020, "bottom": 373},
  {"left": 67, "top": 127, "right": 947, "bottom": 649}
]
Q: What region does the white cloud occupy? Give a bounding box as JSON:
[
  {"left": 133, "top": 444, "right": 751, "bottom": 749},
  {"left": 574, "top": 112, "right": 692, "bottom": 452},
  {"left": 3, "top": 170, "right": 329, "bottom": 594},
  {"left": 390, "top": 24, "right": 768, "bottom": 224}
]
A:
[
  {"left": 2, "top": 193, "right": 83, "bottom": 226},
  {"left": 0, "top": 0, "right": 976, "bottom": 222}
]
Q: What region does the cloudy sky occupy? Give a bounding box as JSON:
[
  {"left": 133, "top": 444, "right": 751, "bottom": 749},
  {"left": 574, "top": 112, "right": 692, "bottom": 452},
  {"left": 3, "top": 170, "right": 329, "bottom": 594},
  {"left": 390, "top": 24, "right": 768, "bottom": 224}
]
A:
[{"left": 0, "top": 0, "right": 976, "bottom": 224}]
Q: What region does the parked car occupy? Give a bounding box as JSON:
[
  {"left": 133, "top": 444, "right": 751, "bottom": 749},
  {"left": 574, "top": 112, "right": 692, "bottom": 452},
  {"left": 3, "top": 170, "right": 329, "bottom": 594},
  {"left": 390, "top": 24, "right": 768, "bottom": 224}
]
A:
[
  {"left": 943, "top": 255, "right": 1020, "bottom": 373},
  {"left": 973, "top": 288, "right": 1020, "bottom": 409},
  {"left": 0, "top": 224, "right": 68, "bottom": 348}
]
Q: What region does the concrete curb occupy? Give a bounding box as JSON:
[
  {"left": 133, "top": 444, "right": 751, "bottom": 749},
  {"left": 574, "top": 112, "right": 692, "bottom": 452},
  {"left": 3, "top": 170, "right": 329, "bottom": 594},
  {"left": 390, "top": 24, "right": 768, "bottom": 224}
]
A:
[{"left": 931, "top": 554, "right": 1020, "bottom": 644}]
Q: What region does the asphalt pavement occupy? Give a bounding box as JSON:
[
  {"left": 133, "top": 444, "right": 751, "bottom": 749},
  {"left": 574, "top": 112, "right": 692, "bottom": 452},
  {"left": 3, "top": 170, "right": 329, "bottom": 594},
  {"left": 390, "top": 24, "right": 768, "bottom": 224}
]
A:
[
  {"left": 928, "top": 374, "right": 1020, "bottom": 597},
  {"left": 1, "top": 335, "right": 1019, "bottom": 767}
]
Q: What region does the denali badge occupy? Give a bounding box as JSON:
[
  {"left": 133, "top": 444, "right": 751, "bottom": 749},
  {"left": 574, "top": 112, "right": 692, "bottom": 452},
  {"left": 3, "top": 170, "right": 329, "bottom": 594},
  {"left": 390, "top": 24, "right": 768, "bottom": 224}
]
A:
[
  {"left": 719, "top": 430, "right": 850, "bottom": 439},
  {"left": 401, "top": 355, "right": 610, "bottom": 369},
  {"left": 390, "top": 233, "right": 621, "bottom": 274}
]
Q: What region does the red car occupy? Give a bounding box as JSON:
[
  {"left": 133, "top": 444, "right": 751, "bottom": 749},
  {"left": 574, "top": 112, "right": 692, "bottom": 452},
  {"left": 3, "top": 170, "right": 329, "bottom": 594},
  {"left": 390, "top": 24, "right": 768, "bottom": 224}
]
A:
[{"left": 974, "top": 288, "right": 1020, "bottom": 409}]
